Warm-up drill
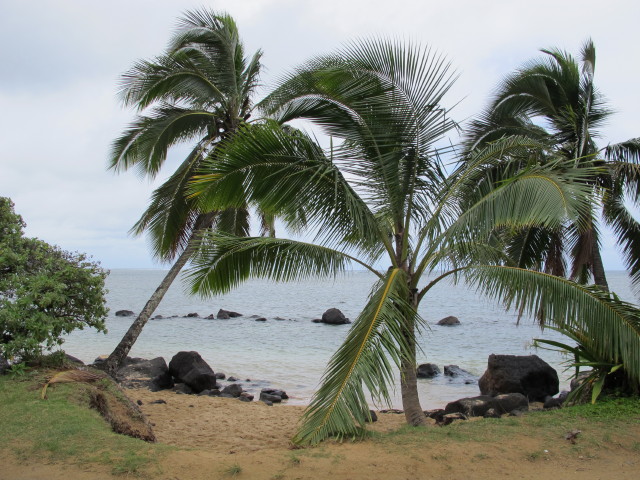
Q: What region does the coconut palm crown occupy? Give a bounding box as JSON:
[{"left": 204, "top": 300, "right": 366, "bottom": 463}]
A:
[
  {"left": 103, "top": 9, "right": 264, "bottom": 375},
  {"left": 186, "top": 39, "right": 640, "bottom": 445},
  {"left": 464, "top": 39, "right": 640, "bottom": 291}
]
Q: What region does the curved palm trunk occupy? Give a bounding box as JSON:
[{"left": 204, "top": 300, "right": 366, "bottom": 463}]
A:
[
  {"left": 102, "top": 245, "right": 193, "bottom": 376},
  {"left": 400, "top": 287, "right": 426, "bottom": 426}
]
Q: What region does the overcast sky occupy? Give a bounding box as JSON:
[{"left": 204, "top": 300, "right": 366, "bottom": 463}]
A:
[{"left": 1, "top": 0, "right": 638, "bottom": 270}]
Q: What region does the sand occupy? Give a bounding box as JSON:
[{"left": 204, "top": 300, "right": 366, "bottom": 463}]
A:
[{"left": 3, "top": 387, "right": 639, "bottom": 480}]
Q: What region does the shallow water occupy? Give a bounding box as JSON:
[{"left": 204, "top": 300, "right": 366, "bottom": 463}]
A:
[{"left": 62, "top": 269, "right": 635, "bottom": 409}]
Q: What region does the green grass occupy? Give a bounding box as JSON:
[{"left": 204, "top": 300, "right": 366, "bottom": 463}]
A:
[
  {"left": 0, "top": 370, "right": 166, "bottom": 477},
  {"left": 222, "top": 463, "right": 242, "bottom": 476},
  {"left": 374, "top": 396, "right": 640, "bottom": 454}
]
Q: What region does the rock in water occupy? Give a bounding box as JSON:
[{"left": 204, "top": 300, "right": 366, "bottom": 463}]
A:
[
  {"left": 168, "top": 351, "right": 217, "bottom": 394},
  {"left": 115, "top": 310, "right": 135, "bottom": 317},
  {"left": 436, "top": 316, "right": 460, "bottom": 326},
  {"left": 479, "top": 354, "right": 559, "bottom": 401},
  {"left": 416, "top": 363, "right": 441, "bottom": 378},
  {"left": 320, "top": 308, "right": 351, "bottom": 325}
]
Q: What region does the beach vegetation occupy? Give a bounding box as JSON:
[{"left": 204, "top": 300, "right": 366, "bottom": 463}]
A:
[
  {"left": 464, "top": 39, "right": 640, "bottom": 291},
  {"left": 103, "top": 8, "right": 267, "bottom": 375},
  {"left": 0, "top": 197, "right": 108, "bottom": 362},
  {"left": 0, "top": 371, "right": 162, "bottom": 476},
  {"left": 185, "top": 40, "right": 640, "bottom": 445}
]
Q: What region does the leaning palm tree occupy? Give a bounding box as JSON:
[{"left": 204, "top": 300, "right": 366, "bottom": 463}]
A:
[
  {"left": 464, "top": 39, "right": 640, "bottom": 291},
  {"left": 185, "top": 39, "right": 640, "bottom": 444},
  {"left": 102, "top": 9, "right": 263, "bottom": 375}
]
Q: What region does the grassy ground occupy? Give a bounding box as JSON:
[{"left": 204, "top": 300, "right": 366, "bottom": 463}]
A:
[
  {"left": 0, "top": 369, "right": 166, "bottom": 476},
  {"left": 1, "top": 368, "right": 639, "bottom": 479}
]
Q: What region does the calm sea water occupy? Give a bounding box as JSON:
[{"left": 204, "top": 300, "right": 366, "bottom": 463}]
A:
[{"left": 62, "top": 269, "right": 635, "bottom": 409}]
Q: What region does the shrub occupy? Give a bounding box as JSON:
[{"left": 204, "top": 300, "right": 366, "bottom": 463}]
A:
[{"left": 0, "top": 198, "right": 108, "bottom": 361}]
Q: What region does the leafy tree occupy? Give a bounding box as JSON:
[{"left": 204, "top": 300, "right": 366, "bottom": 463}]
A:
[
  {"left": 0, "top": 198, "right": 107, "bottom": 361},
  {"left": 103, "top": 9, "right": 265, "bottom": 375},
  {"left": 464, "top": 40, "right": 640, "bottom": 291},
  {"left": 185, "top": 40, "right": 640, "bottom": 444}
]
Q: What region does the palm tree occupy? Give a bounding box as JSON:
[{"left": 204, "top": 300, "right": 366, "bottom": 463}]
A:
[
  {"left": 185, "top": 39, "right": 640, "bottom": 444},
  {"left": 102, "top": 9, "right": 263, "bottom": 375},
  {"left": 464, "top": 39, "right": 640, "bottom": 291}
]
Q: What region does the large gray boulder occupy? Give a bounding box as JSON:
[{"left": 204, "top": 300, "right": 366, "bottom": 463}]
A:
[
  {"left": 168, "top": 351, "right": 217, "bottom": 393},
  {"left": 479, "top": 354, "right": 559, "bottom": 401},
  {"left": 116, "top": 357, "right": 170, "bottom": 390}
]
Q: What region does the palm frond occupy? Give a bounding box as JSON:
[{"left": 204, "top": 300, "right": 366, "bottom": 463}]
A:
[
  {"left": 185, "top": 234, "right": 377, "bottom": 297},
  {"left": 463, "top": 265, "right": 640, "bottom": 387},
  {"left": 41, "top": 369, "right": 104, "bottom": 399},
  {"left": 294, "top": 268, "right": 421, "bottom": 445},
  {"left": 190, "top": 122, "right": 387, "bottom": 258}
]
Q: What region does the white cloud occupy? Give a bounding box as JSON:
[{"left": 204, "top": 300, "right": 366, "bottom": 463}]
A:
[{"left": 0, "top": 0, "right": 637, "bottom": 270}]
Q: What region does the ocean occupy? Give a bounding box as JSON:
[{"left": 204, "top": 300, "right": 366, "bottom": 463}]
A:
[{"left": 62, "top": 269, "right": 635, "bottom": 409}]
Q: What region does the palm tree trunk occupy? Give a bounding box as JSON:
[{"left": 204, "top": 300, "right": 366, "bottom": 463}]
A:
[
  {"left": 102, "top": 246, "right": 193, "bottom": 376},
  {"left": 400, "top": 294, "right": 426, "bottom": 426},
  {"left": 591, "top": 235, "right": 609, "bottom": 291}
]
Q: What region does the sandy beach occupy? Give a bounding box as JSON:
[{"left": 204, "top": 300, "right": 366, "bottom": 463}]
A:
[{"left": 3, "top": 385, "right": 639, "bottom": 480}]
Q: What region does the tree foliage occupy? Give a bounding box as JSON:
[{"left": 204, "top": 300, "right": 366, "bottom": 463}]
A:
[{"left": 0, "top": 198, "right": 108, "bottom": 360}]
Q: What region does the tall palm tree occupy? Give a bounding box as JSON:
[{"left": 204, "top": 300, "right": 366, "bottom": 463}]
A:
[
  {"left": 464, "top": 39, "right": 640, "bottom": 291},
  {"left": 185, "top": 40, "right": 640, "bottom": 444},
  {"left": 102, "top": 9, "right": 263, "bottom": 375}
]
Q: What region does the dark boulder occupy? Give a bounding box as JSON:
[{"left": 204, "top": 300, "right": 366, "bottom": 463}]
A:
[
  {"left": 484, "top": 408, "right": 501, "bottom": 418},
  {"left": 479, "top": 354, "right": 559, "bottom": 401},
  {"left": 227, "top": 376, "right": 238, "bottom": 382},
  {"left": 493, "top": 393, "right": 529, "bottom": 413},
  {"left": 443, "top": 365, "right": 473, "bottom": 378},
  {"left": 444, "top": 395, "right": 497, "bottom": 417},
  {"left": 218, "top": 309, "right": 242, "bottom": 319},
  {"left": 205, "top": 314, "right": 215, "bottom": 319},
  {"left": 168, "top": 351, "right": 217, "bottom": 394},
  {"left": 152, "top": 315, "right": 164, "bottom": 320},
  {"left": 186, "top": 312, "right": 199, "bottom": 318},
  {"left": 215, "top": 372, "right": 226, "bottom": 380},
  {"left": 444, "top": 393, "right": 528, "bottom": 417},
  {"left": 260, "top": 388, "right": 288, "bottom": 403},
  {"left": 115, "top": 310, "right": 135, "bottom": 317},
  {"left": 436, "top": 316, "right": 460, "bottom": 326},
  {"left": 366, "top": 410, "right": 378, "bottom": 423},
  {"left": 172, "top": 383, "right": 194, "bottom": 395},
  {"left": 320, "top": 308, "right": 351, "bottom": 325},
  {"left": 255, "top": 317, "right": 267, "bottom": 322},
  {"left": 417, "top": 363, "right": 441, "bottom": 378},
  {"left": 117, "top": 357, "right": 170, "bottom": 389},
  {"left": 150, "top": 371, "right": 174, "bottom": 391},
  {"left": 221, "top": 384, "right": 243, "bottom": 398}
]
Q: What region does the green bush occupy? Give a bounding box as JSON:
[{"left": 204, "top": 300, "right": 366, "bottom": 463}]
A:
[{"left": 0, "top": 198, "right": 108, "bottom": 361}]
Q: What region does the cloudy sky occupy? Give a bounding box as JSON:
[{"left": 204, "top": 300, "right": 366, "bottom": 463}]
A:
[{"left": 1, "top": 0, "right": 638, "bottom": 269}]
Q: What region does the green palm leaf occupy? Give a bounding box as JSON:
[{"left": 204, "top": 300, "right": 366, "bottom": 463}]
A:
[
  {"left": 463, "top": 265, "right": 640, "bottom": 386},
  {"left": 185, "top": 234, "right": 378, "bottom": 297},
  {"left": 293, "top": 268, "right": 420, "bottom": 445}
]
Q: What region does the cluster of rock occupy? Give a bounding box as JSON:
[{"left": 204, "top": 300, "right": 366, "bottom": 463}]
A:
[
  {"left": 413, "top": 354, "right": 571, "bottom": 426},
  {"left": 116, "top": 307, "right": 354, "bottom": 325},
  {"left": 99, "top": 351, "right": 287, "bottom": 406},
  {"left": 416, "top": 363, "right": 477, "bottom": 384}
]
